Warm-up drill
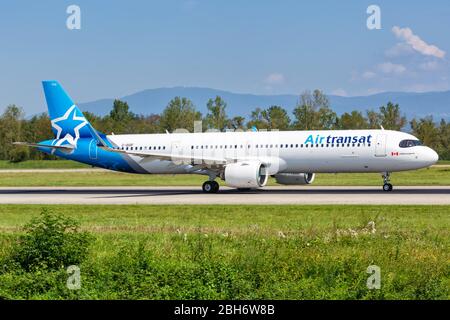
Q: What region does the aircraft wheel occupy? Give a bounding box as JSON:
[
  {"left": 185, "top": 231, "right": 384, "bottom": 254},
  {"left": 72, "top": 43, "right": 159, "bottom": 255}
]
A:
[
  {"left": 211, "top": 181, "right": 220, "bottom": 193},
  {"left": 383, "top": 183, "right": 393, "bottom": 192},
  {"left": 202, "top": 181, "right": 219, "bottom": 193}
]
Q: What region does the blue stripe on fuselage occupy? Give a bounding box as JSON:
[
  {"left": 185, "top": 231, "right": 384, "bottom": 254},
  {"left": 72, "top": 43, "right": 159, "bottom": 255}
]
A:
[{"left": 37, "top": 138, "right": 138, "bottom": 173}]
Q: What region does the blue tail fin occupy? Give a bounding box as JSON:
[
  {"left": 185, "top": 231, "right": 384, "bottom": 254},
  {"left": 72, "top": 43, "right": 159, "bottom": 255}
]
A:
[{"left": 42, "top": 81, "right": 92, "bottom": 144}]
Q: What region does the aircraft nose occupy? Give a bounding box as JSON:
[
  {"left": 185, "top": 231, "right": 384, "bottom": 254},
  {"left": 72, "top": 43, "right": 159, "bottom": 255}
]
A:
[{"left": 426, "top": 147, "right": 439, "bottom": 165}]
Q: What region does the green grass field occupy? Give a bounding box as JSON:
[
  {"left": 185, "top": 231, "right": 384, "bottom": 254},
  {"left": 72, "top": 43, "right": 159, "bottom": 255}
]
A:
[
  {"left": 0, "top": 204, "right": 448, "bottom": 299},
  {"left": 0, "top": 166, "right": 449, "bottom": 186},
  {"left": 0, "top": 160, "right": 89, "bottom": 169}
]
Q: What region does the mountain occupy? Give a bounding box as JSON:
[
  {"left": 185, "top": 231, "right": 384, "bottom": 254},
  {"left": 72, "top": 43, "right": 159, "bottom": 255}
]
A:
[{"left": 78, "top": 87, "right": 450, "bottom": 120}]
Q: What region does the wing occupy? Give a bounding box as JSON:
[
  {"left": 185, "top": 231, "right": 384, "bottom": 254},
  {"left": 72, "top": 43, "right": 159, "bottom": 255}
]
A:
[{"left": 98, "top": 145, "right": 228, "bottom": 166}]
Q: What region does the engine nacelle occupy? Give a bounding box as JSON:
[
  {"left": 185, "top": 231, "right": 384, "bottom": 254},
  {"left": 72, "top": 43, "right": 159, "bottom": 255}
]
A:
[
  {"left": 224, "top": 161, "right": 269, "bottom": 188},
  {"left": 274, "top": 173, "right": 315, "bottom": 185}
]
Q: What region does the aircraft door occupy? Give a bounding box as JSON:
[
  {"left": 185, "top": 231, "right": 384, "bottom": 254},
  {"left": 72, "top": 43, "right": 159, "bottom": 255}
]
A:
[
  {"left": 89, "top": 139, "right": 98, "bottom": 160},
  {"left": 375, "top": 134, "right": 387, "bottom": 157},
  {"left": 171, "top": 140, "right": 186, "bottom": 165}
]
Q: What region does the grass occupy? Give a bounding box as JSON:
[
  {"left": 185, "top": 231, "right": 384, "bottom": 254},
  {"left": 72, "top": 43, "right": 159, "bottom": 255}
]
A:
[
  {"left": 0, "top": 204, "right": 448, "bottom": 299},
  {"left": 0, "top": 160, "right": 89, "bottom": 169},
  {"left": 0, "top": 166, "right": 449, "bottom": 186}
]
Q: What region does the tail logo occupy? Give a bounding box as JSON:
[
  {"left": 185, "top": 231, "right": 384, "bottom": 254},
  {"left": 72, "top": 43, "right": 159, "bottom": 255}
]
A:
[{"left": 51, "top": 105, "right": 88, "bottom": 147}]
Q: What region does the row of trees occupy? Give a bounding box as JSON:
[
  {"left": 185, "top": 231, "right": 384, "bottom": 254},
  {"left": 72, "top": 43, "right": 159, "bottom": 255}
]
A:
[{"left": 1, "top": 89, "right": 449, "bottom": 161}]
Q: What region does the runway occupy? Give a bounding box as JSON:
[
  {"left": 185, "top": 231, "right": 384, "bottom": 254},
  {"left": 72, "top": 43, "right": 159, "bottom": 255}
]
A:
[{"left": 0, "top": 186, "right": 449, "bottom": 205}]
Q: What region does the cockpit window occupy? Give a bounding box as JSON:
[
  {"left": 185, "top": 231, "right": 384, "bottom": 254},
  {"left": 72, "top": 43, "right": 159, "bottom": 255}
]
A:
[{"left": 399, "top": 139, "right": 422, "bottom": 148}]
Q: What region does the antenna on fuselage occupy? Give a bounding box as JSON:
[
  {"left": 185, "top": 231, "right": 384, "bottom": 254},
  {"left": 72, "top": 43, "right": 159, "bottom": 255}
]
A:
[
  {"left": 165, "top": 130, "right": 170, "bottom": 134},
  {"left": 380, "top": 125, "right": 385, "bottom": 130}
]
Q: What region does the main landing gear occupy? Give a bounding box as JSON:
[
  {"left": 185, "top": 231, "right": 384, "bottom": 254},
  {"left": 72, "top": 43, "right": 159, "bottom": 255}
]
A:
[
  {"left": 202, "top": 180, "right": 219, "bottom": 193},
  {"left": 382, "top": 172, "right": 393, "bottom": 192}
]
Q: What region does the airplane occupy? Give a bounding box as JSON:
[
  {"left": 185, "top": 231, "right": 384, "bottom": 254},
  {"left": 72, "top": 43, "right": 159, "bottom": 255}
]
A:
[{"left": 14, "top": 81, "right": 439, "bottom": 193}]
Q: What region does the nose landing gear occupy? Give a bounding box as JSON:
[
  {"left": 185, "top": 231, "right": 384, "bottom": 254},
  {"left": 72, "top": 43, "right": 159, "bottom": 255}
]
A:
[
  {"left": 382, "top": 172, "right": 393, "bottom": 192},
  {"left": 202, "top": 180, "right": 219, "bottom": 193}
]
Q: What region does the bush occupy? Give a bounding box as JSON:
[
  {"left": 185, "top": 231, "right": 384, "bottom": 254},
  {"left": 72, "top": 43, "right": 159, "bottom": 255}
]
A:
[
  {"left": 11, "top": 209, "right": 93, "bottom": 271},
  {"left": 9, "top": 146, "right": 29, "bottom": 163}
]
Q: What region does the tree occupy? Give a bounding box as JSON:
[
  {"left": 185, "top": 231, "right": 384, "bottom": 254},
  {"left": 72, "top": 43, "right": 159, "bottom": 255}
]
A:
[
  {"left": 227, "top": 116, "right": 246, "bottom": 131},
  {"left": 205, "top": 96, "right": 228, "bottom": 131},
  {"left": 366, "top": 110, "right": 382, "bottom": 129},
  {"left": 292, "top": 89, "right": 337, "bottom": 130},
  {"left": 160, "top": 97, "right": 202, "bottom": 132},
  {"left": 258, "top": 106, "right": 290, "bottom": 130},
  {"left": 23, "top": 113, "right": 54, "bottom": 160},
  {"left": 83, "top": 111, "right": 102, "bottom": 128},
  {"left": 0, "top": 105, "right": 28, "bottom": 162},
  {"left": 410, "top": 116, "right": 440, "bottom": 148},
  {"left": 246, "top": 107, "right": 269, "bottom": 130},
  {"left": 103, "top": 100, "right": 136, "bottom": 134},
  {"left": 379, "top": 102, "right": 406, "bottom": 130},
  {"left": 436, "top": 119, "right": 450, "bottom": 160},
  {"left": 337, "top": 111, "right": 369, "bottom": 129},
  {"left": 109, "top": 100, "right": 135, "bottom": 122},
  {"left": 132, "top": 114, "right": 161, "bottom": 134}
]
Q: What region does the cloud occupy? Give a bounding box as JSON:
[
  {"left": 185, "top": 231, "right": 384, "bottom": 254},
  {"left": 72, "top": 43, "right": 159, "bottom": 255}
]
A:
[
  {"left": 378, "top": 62, "right": 406, "bottom": 75},
  {"left": 366, "top": 88, "right": 384, "bottom": 95},
  {"left": 419, "top": 61, "right": 439, "bottom": 71},
  {"left": 402, "top": 82, "right": 450, "bottom": 93},
  {"left": 392, "top": 26, "right": 445, "bottom": 59},
  {"left": 264, "top": 73, "right": 285, "bottom": 85},
  {"left": 331, "top": 89, "right": 347, "bottom": 96},
  {"left": 362, "top": 71, "right": 376, "bottom": 79},
  {"left": 385, "top": 42, "right": 415, "bottom": 58}
]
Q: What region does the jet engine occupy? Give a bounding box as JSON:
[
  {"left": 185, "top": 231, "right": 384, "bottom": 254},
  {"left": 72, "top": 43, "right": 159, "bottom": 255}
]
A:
[
  {"left": 274, "top": 173, "right": 315, "bottom": 185},
  {"left": 224, "top": 161, "right": 269, "bottom": 188}
]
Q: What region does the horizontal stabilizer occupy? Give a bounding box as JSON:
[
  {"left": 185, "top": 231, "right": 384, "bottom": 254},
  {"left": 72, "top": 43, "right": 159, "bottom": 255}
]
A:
[{"left": 13, "top": 142, "right": 75, "bottom": 150}]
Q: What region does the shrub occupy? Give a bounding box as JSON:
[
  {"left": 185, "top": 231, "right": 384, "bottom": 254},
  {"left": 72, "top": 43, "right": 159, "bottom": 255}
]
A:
[
  {"left": 11, "top": 209, "right": 93, "bottom": 271},
  {"left": 9, "top": 146, "right": 29, "bottom": 163}
]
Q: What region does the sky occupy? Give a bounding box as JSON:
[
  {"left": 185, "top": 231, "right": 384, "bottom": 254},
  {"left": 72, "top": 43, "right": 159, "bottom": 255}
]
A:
[{"left": 0, "top": 0, "right": 449, "bottom": 115}]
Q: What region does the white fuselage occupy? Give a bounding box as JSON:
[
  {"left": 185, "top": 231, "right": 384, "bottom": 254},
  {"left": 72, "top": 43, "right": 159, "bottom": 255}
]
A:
[{"left": 106, "top": 129, "right": 438, "bottom": 175}]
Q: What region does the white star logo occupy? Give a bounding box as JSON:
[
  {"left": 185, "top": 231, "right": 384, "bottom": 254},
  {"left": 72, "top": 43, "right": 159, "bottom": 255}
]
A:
[{"left": 51, "top": 105, "right": 88, "bottom": 148}]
